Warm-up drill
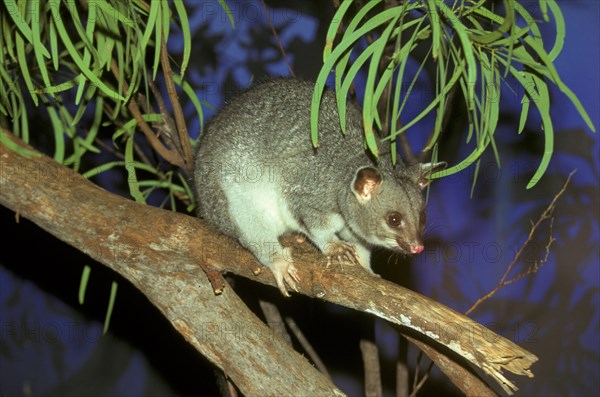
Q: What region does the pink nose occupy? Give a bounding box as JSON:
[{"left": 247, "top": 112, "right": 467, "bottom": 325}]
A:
[{"left": 411, "top": 244, "right": 424, "bottom": 254}]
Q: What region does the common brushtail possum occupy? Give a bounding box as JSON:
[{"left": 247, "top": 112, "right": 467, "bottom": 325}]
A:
[{"left": 194, "top": 78, "right": 446, "bottom": 296}]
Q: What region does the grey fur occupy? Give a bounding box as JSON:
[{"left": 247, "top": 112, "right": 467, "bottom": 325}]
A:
[{"left": 194, "top": 78, "right": 445, "bottom": 296}]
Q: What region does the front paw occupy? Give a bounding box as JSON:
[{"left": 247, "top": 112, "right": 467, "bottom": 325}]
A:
[{"left": 325, "top": 241, "right": 360, "bottom": 269}]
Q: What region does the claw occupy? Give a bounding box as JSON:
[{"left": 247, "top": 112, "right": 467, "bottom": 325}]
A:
[
  {"left": 284, "top": 266, "right": 300, "bottom": 292},
  {"left": 270, "top": 254, "right": 300, "bottom": 297},
  {"left": 326, "top": 241, "right": 360, "bottom": 269}
]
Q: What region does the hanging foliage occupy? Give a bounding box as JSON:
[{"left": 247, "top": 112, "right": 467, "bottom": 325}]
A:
[{"left": 312, "top": 0, "right": 595, "bottom": 188}]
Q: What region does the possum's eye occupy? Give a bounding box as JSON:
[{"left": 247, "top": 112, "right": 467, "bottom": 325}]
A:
[{"left": 387, "top": 212, "right": 403, "bottom": 228}]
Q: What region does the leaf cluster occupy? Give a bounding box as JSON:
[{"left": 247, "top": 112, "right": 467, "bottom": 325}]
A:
[
  {"left": 312, "top": 0, "right": 595, "bottom": 189},
  {"left": 0, "top": 0, "right": 201, "bottom": 209}
]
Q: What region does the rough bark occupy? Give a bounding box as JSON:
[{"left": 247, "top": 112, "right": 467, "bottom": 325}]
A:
[
  {"left": 0, "top": 133, "right": 537, "bottom": 395},
  {"left": 0, "top": 133, "right": 342, "bottom": 397}
]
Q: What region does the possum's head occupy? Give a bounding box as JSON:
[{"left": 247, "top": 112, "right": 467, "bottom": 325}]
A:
[{"left": 343, "top": 162, "right": 446, "bottom": 254}]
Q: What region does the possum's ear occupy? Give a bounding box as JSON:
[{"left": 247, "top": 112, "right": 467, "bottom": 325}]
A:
[
  {"left": 413, "top": 162, "right": 447, "bottom": 189},
  {"left": 352, "top": 167, "right": 382, "bottom": 202}
]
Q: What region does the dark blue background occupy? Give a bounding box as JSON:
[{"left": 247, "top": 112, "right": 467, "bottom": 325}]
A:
[{"left": 1, "top": 1, "right": 598, "bottom": 396}]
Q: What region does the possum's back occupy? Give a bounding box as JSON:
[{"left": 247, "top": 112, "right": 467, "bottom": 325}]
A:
[
  {"left": 193, "top": 79, "right": 367, "bottom": 235},
  {"left": 204, "top": 79, "right": 366, "bottom": 156}
]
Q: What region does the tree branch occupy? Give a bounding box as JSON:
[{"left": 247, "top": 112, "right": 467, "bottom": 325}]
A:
[
  {"left": 0, "top": 132, "right": 340, "bottom": 396},
  {"left": 360, "top": 339, "right": 383, "bottom": 397},
  {"left": 0, "top": 133, "right": 537, "bottom": 395}
]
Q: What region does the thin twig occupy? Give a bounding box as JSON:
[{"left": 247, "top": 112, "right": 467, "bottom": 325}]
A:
[
  {"left": 259, "top": 300, "right": 292, "bottom": 345},
  {"left": 465, "top": 170, "right": 576, "bottom": 315},
  {"left": 285, "top": 317, "right": 332, "bottom": 380},
  {"left": 261, "top": 0, "right": 295, "bottom": 77},
  {"left": 94, "top": 136, "right": 125, "bottom": 160},
  {"left": 147, "top": 77, "right": 180, "bottom": 154},
  {"left": 410, "top": 171, "right": 574, "bottom": 393},
  {"left": 409, "top": 361, "right": 434, "bottom": 397},
  {"left": 109, "top": 60, "right": 183, "bottom": 169},
  {"left": 160, "top": 37, "right": 194, "bottom": 175}
]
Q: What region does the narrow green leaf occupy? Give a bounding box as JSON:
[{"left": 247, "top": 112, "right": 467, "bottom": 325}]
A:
[
  {"left": 173, "top": 0, "right": 191, "bottom": 77},
  {"left": 19, "top": 95, "right": 30, "bottom": 143},
  {"left": 40, "top": 78, "right": 79, "bottom": 94},
  {"left": 363, "top": 10, "right": 402, "bottom": 156},
  {"left": 168, "top": 173, "right": 176, "bottom": 211},
  {"left": 136, "top": 179, "right": 187, "bottom": 193},
  {"left": 217, "top": 0, "right": 235, "bottom": 29},
  {"left": 3, "top": 0, "right": 50, "bottom": 57},
  {"left": 437, "top": 140, "right": 490, "bottom": 179},
  {"left": 435, "top": 1, "right": 477, "bottom": 110},
  {"left": 340, "top": 0, "right": 382, "bottom": 40},
  {"left": 152, "top": 5, "right": 163, "bottom": 80},
  {"left": 82, "top": 162, "right": 119, "bottom": 179},
  {"left": 426, "top": 0, "right": 440, "bottom": 59},
  {"left": 334, "top": 0, "right": 383, "bottom": 124},
  {"left": 15, "top": 33, "right": 38, "bottom": 106},
  {"left": 390, "top": 18, "right": 427, "bottom": 141},
  {"left": 394, "top": 58, "right": 462, "bottom": 138},
  {"left": 546, "top": 1, "right": 565, "bottom": 60},
  {"left": 2, "top": 12, "right": 16, "bottom": 62},
  {"left": 518, "top": 95, "right": 530, "bottom": 134},
  {"left": 78, "top": 265, "right": 91, "bottom": 305},
  {"left": 125, "top": 133, "right": 147, "bottom": 203},
  {"left": 323, "top": 0, "right": 355, "bottom": 59},
  {"left": 72, "top": 88, "right": 95, "bottom": 125},
  {"left": 513, "top": 2, "right": 542, "bottom": 40},
  {"left": 0, "top": 46, "right": 20, "bottom": 112},
  {"left": 502, "top": 62, "right": 552, "bottom": 188},
  {"left": 67, "top": 100, "right": 104, "bottom": 165},
  {"left": 337, "top": 39, "right": 379, "bottom": 130},
  {"left": 312, "top": 7, "right": 401, "bottom": 146},
  {"left": 49, "top": 2, "right": 125, "bottom": 102},
  {"left": 470, "top": 159, "right": 481, "bottom": 198},
  {"left": 521, "top": 36, "right": 561, "bottom": 85},
  {"left": 102, "top": 281, "right": 118, "bottom": 335},
  {"left": 5, "top": 91, "right": 19, "bottom": 127},
  {"left": 138, "top": 0, "right": 160, "bottom": 61},
  {"left": 0, "top": 129, "right": 41, "bottom": 158},
  {"left": 373, "top": 17, "right": 423, "bottom": 107},
  {"left": 29, "top": 1, "right": 52, "bottom": 90},
  {"left": 364, "top": 129, "right": 379, "bottom": 158},
  {"left": 539, "top": 0, "right": 549, "bottom": 22},
  {"left": 58, "top": 106, "right": 76, "bottom": 138},
  {"left": 113, "top": 39, "right": 125, "bottom": 118},
  {"left": 79, "top": 96, "right": 104, "bottom": 152},
  {"left": 526, "top": 73, "right": 553, "bottom": 189},
  {"left": 139, "top": 0, "right": 160, "bottom": 80},
  {"left": 177, "top": 171, "right": 195, "bottom": 211},
  {"left": 469, "top": 0, "right": 515, "bottom": 45},
  {"left": 112, "top": 113, "right": 162, "bottom": 146},
  {"left": 49, "top": 17, "right": 59, "bottom": 70},
  {"left": 429, "top": 143, "right": 443, "bottom": 179},
  {"left": 47, "top": 107, "right": 65, "bottom": 163},
  {"left": 76, "top": 0, "right": 97, "bottom": 106},
  {"left": 173, "top": 75, "right": 205, "bottom": 134},
  {"left": 430, "top": 29, "right": 452, "bottom": 150},
  {"left": 95, "top": 0, "right": 135, "bottom": 27}
]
